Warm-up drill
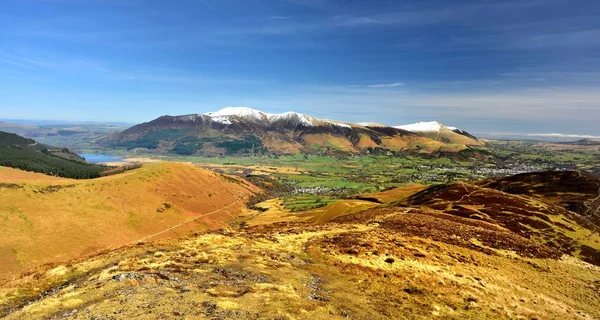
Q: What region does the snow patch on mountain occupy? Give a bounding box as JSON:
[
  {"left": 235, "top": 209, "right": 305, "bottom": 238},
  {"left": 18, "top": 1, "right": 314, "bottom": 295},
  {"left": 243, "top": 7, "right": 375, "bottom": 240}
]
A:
[
  {"left": 270, "top": 112, "right": 317, "bottom": 126},
  {"left": 325, "top": 120, "right": 351, "bottom": 129},
  {"left": 176, "top": 114, "right": 201, "bottom": 122},
  {"left": 357, "top": 122, "right": 384, "bottom": 127},
  {"left": 211, "top": 116, "right": 233, "bottom": 125},
  {"left": 205, "top": 107, "right": 268, "bottom": 121},
  {"left": 395, "top": 121, "right": 445, "bottom": 133},
  {"left": 205, "top": 107, "right": 320, "bottom": 126}
]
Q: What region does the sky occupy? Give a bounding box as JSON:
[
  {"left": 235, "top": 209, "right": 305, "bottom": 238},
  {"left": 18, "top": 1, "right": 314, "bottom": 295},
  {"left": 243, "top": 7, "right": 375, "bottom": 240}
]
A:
[{"left": 0, "top": 0, "right": 599, "bottom": 135}]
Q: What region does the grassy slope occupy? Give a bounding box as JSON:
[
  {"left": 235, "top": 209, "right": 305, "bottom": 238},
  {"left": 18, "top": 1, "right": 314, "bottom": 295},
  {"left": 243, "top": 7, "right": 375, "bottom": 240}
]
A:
[
  {"left": 1, "top": 170, "right": 599, "bottom": 319},
  {"left": 242, "top": 198, "right": 379, "bottom": 226},
  {"left": 360, "top": 184, "right": 428, "bottom": 203},
  {"left": 0, "top": 213, "right": 598, "bottom": 319},
  {"left": 416, "top": 129, "right": 483, "bottom": 146},
  {"left": 240, "top": 185, "right": 433, "bottom": 227},
  {"left": 0, "top": 163, "right": 259, "bottom": 276}
]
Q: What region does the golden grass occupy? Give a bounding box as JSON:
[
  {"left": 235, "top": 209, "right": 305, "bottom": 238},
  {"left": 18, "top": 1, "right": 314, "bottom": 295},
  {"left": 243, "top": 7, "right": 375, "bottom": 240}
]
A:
[
  {"left": 355, "top": 134, "right": 380, "bottom": 149},
  {"left": 361, "top": 184, "right": 428, "bottom": 203},
  {"left": 242, "top": 198, "right": 378, "bottom": 226},
  {"left": 196, "top": 163, "right": 304, "bottom": 176},
  {"left": 302, "top": 134, "right": 358, "bottom": 153},
  {"left": 0, "top": 167, "right": 73, "bottom": 182},
  {"left": 0, "top": 163, "right": 259, "bottom": 277},
  {"left": 1, "top": 220, "right": 598, "bottom": 319},
  {"left": 259, "top": 133, "right": 303, "bottom": 154},
  {"left": 417, "top": 130, "right": 483, "bottom": 146}
]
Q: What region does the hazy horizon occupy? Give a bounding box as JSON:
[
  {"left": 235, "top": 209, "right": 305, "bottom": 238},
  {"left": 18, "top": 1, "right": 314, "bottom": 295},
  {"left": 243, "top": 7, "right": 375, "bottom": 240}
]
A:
[{"left": 1, "top": 0, "right": 599, "bottom": 135}]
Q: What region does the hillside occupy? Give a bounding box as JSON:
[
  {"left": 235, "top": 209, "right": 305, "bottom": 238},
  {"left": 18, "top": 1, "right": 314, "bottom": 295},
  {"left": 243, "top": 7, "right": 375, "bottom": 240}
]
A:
[
  {"left": 394, "top": 121, "right": 482, "bottom": 146},
  {"left": 0, "top": 163, "right": 259, "bottom": 276},
  {"left": 478, "top": 171, "right": 600, "bottom": 224},
  {"left": 0, "top": 131, "right": 106, "bottom": 179},
  {"left": 1, "top": 171, "right": 600, "bottom": 319},
  {"left": 1, "top": 197, "right": 599, "bottom": 319},
  {"left": 400, "top": 180, "right": 600, "bottom": 265},
  {"left": 564, "top": 138, "right": 600, "bottom": 146},
  {"left": 100, "top": 107, "right": 474, "bottom": 156}
]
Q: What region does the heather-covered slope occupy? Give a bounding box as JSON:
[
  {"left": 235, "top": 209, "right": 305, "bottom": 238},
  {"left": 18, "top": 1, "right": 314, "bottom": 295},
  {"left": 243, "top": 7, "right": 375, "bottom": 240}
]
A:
[
  {"left": 401, "top": 180, "right": 600, "bottom": 265},
  {"left": 478, "top": 171, "right": 600, "bottom": 224},
  {"left": 1, "top": 210, "right": 598, "bottom": 319}
]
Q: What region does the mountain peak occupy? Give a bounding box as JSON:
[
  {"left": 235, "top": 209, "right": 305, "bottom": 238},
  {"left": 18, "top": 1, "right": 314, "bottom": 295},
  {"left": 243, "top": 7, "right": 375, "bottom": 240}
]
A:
[
  {"left": 204, "top": 108, "right": 320, "bottom": 127},
  {"left": 205, "top": 107, "right": 269, "bottom": 121},
  {"left": 270, "top": 111, "right": 317, "bottom": 126}
]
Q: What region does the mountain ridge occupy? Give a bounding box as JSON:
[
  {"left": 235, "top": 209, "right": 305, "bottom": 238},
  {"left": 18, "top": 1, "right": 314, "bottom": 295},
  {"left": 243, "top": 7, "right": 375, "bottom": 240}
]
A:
[{"left": 102, "top": 107, "right": 481, "bottom": 156}]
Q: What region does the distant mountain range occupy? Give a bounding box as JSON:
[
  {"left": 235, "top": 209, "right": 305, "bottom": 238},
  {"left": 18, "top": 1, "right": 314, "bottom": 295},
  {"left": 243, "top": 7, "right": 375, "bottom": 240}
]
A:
[
  {"left": 101, "top": 107, "right": 482, "bottom": 156},
  {"left": 0, "top": 119, "right": 133, "bottom": 126},
  {"left": 0, "top": 121, "right": 128, "bottom": 150},
  {"left": 475, "top": 132, "right": 600, "bottom": 143}
]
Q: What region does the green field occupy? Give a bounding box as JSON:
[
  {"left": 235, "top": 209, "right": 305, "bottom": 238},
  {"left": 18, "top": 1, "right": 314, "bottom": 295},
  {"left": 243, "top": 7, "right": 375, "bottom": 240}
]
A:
[
  {"left": 163, "top": 154, "right": 487, "bottom": 193},
  {"left": 281, "top": 195, "right": 339, "bottom": 212},
  {"left": 83, "top": 140, "right": 600, "bottom": 196}
]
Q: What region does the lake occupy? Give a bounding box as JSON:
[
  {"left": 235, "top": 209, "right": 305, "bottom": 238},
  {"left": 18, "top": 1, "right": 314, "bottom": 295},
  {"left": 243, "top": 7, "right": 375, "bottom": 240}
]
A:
[{"left": 79, "top": 153, "right": 125, "bottom": 163}]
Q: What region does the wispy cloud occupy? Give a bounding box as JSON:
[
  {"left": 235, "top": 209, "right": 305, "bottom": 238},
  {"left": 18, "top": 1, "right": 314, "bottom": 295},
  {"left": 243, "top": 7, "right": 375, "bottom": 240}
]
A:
[
  {"left": 0, "top": 57, "right": 31, "bottom": 69},
  {"left": 329, "top": 0, "right": 557, "bottom": 28},
  {"left": 510, "top": 28, "right": 600, "bottom": 49},
  {"left": 0, "top": 52, "right": 61, "bottom": 69},
  {"left": 349, "top": 82, "right": 404, "bottom": 88},
  {"left": 268, "top": 16, "right": 292, "bottom": 20},
  {"left": 333, "top": 9, "right": 453, "bottom": 27},
  {"left": 0, "top": 51, "right": 262, "bottom": 85},
  {"left": 284, "top": 0, "right": 331, "bottom": 8}
]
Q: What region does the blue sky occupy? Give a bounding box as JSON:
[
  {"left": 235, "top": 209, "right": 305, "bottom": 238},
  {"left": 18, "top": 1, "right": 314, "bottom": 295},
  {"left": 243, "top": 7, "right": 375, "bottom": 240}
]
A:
[{"left": 0, "top": 0, "right": 599, "bottom": 135}]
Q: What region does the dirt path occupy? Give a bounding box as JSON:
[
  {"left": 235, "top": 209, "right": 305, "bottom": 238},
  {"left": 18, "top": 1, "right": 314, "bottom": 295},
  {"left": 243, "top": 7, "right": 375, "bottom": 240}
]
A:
[{"left": 131, "top": 196, "right": 243, "bottom": 244}]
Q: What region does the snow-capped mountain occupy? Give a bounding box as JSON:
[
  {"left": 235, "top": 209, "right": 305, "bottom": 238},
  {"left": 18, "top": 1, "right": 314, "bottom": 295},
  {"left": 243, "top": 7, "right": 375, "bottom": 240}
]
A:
[
  {"left": 205, "top": 107, "right": 271, "bottom": 124},
  {"left": 203, "top": 107, "right": 356, "bottom": 129},
  {"left": 393, "top": 121, "right": 480, "bottom": 145},
  {"left": 103, "top": 108, "right": 480, "bottom": 156}
]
